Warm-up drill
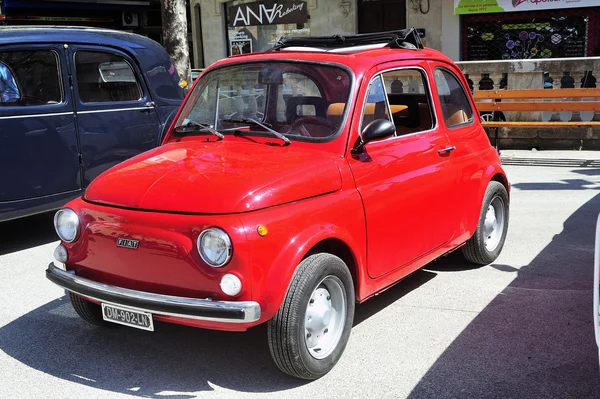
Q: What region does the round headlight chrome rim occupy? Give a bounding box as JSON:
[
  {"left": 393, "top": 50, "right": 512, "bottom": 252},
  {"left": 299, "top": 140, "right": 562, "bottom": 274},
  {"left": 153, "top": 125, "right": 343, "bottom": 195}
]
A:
[
  {"left": 197, "top": 227, "right": 232, "bottom": 267},
  {"left": 53, "top": 208, "right": 80, "bottom": 243}
]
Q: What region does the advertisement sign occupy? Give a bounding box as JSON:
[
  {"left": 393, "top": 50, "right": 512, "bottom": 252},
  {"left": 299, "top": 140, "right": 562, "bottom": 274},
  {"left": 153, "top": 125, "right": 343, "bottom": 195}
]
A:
[
  {"left": 465, "top": 16, "right": 588, "bottom": 60},
  {"left": 230, "top": 39, "right": 253, "bottom": 55},
  {"left": 228, "top": 1, "right": 308, "bottom": 27},
  {"left": 455, "top": 0, "right": 599, "bottom": 15}
]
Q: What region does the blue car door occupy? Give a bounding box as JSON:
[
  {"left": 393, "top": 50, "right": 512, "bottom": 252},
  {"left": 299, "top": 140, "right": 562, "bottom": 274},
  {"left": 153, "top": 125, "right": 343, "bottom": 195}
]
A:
[
  {"left": 68, "top": 45, "right": 162, "bottom": 185},
  {"left": 0, "top": 45, "right": 81, "bottom": 204}
]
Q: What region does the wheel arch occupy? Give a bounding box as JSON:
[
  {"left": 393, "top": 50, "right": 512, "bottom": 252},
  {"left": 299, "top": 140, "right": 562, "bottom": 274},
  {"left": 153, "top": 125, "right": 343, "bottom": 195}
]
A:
[
  {"left": 260, "top": 226, "right": 366, "bottom": 320},
  {"left": 491, "top": 172, "right": 510, "bottom": 197},
  {"left": 303, "top": 238, "right": 360, "bottom": 297},
  {"left": 465, "top": 165, "right": 510, "bottom": 237}
]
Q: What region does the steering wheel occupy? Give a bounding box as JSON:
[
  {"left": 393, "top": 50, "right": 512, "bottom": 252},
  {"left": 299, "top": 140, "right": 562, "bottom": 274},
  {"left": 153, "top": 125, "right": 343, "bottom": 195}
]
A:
[{"left": 290, "top": 116, "right": 337, "bottom": 138}]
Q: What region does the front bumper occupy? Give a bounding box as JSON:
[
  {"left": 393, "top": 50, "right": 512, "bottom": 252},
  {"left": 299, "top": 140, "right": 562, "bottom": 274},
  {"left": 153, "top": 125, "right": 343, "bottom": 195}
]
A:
[{"left": 46, "top": 263, "right": 260, "bottom": 323}]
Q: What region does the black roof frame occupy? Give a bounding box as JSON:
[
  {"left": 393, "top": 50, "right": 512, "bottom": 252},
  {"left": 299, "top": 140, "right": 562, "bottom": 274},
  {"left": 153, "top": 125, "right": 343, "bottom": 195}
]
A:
[{"left": 270, "top": 27, "right": 424, "bottom": 51}]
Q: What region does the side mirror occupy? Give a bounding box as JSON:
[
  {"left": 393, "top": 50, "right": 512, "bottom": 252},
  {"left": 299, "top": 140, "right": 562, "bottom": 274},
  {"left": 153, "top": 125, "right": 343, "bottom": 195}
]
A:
[{"left": 352, "top": 119, "right": 395, "bottom": 154}]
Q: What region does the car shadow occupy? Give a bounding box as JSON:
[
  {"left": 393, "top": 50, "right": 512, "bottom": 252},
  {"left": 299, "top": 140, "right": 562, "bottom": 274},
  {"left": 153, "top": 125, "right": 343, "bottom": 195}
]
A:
[
  {"left": 0, "top": 264, "right": 437, "bottom": 396},
  {"left": 512, "top": 178, "right": 599, "bottom": 191},
  {"left": 408, "top": 193, "right": 600, "bottom": 398},
  {"left": 0, "top": 212, "right": 58, "bottom": 256}
]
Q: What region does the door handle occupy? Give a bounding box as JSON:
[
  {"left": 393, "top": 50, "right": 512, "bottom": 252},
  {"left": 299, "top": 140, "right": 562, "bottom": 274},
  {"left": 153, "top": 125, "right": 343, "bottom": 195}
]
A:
[
  {"left": 438, "top": 145, "right": 456, "bottom": 155},
  {"left": 141, "top": 101, "right": 155, "bottom": 113}
]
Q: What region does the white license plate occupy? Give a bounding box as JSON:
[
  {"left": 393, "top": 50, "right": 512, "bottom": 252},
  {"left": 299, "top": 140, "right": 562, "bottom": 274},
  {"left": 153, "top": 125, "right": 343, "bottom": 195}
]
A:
[{"left": 101, "top": 303, "right": 154, "bottom": 331}]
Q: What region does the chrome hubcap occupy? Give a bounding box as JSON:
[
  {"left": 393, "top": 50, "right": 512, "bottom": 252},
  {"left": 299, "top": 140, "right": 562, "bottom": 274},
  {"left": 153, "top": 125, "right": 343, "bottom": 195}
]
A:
[
  {"left": 304, "top": 276, "right": 347, "bottom": 359},
  {"left": 483, "top": 196, "right": 505, "bottom": 252}
]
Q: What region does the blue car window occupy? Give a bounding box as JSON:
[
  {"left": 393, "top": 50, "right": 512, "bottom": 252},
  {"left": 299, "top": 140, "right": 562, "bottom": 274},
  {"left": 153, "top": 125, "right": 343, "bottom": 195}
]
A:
[
  {"left": 75, "top": 51, "right": 142, "bottom": 103},
  {"left": 0, "top": 62, "right": 20, "bottom": 103},
  {"left": 0, "top": 51, "right": 62, "bottom": 106}
]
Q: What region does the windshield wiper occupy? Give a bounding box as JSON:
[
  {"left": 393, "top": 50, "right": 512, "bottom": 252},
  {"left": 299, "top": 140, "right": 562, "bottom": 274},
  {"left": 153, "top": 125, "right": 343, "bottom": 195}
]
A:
[
  {"left": 173, "top": 121, "right": 224, "bottom": 140},
  {"left": 222, "top": 117, "right": 290, "bottom": 146}
]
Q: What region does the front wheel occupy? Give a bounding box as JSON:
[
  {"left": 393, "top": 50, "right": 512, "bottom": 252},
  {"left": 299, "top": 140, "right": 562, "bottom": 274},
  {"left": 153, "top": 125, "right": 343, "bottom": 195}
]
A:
[
  {"left": 69, "top": 292, "right": 114, "bottom": 327},
  {"left": 267, "top": 253, "right": 355, "bottom": 380},
  {"left": 462, "top": 181, "right": 509, "bottom": 264}
]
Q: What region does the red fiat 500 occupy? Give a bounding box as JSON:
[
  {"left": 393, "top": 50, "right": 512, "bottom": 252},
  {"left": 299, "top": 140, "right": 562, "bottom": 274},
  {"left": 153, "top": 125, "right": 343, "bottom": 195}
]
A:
[{"left": 47, "top": 29, "right": 510, "bottom": 380}]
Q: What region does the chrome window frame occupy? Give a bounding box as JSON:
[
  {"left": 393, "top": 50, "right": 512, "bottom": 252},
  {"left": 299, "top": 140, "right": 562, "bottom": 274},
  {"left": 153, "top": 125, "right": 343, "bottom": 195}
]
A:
[{"left": 358, "top": 65, "right": 439, "bottom": 143}]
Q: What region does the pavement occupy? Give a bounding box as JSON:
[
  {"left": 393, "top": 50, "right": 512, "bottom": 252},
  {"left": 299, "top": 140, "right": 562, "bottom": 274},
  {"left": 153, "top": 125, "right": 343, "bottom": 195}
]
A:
[{"left": 1, "top": 157, "right": 600, "bottom": 398}]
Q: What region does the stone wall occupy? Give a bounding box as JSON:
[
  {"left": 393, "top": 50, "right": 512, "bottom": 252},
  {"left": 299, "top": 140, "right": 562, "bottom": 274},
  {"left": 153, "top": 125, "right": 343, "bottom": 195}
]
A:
[{"left": 457, "top": 57, "right": 600, "bottom": 150}]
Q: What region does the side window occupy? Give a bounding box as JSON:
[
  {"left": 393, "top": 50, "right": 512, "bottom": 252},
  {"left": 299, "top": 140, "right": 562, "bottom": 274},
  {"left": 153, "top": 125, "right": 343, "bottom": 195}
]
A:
[
  {"left": 434, "top": 68, "right": 474, "bottom": 128},
  {"left": 278, "top": 72, "right": 323, "bottom": 123},
  {"left": 381, "top": 69, "right": 435, "bottom": 136},
  {"left": 0, "top": 51, "right": 62, "bottom": 106},
  {"left": 75, "top": 51, "right": 143, "bottom": 103},
  {"left": 360, "top": 75, "right": 390, "bottom": 132}
]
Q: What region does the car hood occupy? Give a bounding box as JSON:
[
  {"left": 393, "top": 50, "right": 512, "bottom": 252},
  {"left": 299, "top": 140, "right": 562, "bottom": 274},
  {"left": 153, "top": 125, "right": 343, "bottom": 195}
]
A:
[{"left": 84, "top": 140, "right": 342, "bottom": 214}]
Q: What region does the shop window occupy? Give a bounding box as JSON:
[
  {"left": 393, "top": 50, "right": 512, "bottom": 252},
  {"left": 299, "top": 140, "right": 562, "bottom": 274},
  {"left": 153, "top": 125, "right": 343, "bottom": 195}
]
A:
[
  {"left": 0, "top": 50, "right": 62, "bottom": 106},
  {"left": 381, "top": 69, "right": 434, "bottom": 136},
  {"left": 75, "top": 51, "right": 142, "bottom": 103},
  {"left": 434, "top": 68, "right": 473, "bottom": 128},
  {"left": 462, "top": 8, "right": 600, "bottom": 61},
  {"left": 225, "top": 1, "right": 311, "bottom": 55}
]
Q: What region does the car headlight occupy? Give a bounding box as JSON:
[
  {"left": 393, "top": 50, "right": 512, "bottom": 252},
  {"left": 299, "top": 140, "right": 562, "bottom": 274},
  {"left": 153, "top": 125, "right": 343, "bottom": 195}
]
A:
[
  {"left": 197, "top": 228, "right": 232, "bottom": 267},
  {"left": 54, "top": 208, "right": 80, "bottom": 243}
]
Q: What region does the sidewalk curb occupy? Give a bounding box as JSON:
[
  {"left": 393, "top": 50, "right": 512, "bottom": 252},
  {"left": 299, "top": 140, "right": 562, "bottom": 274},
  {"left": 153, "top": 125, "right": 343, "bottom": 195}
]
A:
[{"left": 500, "top": 157, "right": 600, "bottom": 167}]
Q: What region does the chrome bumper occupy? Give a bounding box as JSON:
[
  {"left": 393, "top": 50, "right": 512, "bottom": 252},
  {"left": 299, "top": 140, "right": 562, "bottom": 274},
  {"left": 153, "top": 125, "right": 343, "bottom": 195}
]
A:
[{"left": 46, "top": 263, "right": 260, "bottom": 323}]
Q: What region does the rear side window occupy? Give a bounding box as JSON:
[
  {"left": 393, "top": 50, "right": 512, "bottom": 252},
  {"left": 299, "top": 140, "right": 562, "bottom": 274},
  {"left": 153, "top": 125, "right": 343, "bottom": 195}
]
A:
[
  {"left": 434, "top": 68, "right": 474, "bottom": 127},
  {"left": 75, "top": 51, "right": 142, "bottom": 103},
  {"left": 0, "top": 50, "right": 62, "bottom": 106},
  {"left": 381, "top": 69, "right": 435, "bottom": 135}
]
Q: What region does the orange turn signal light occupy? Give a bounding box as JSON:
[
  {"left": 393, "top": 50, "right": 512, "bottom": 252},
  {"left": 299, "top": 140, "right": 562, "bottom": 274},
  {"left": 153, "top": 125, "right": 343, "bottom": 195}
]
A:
[{"left": 257, "top": 225, "right": 268, "bottom": 236}]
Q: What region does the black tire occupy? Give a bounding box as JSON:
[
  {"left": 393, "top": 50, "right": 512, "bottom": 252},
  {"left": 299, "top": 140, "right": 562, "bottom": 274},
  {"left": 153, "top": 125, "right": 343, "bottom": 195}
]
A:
[
  {"left": 462, "top": 181, "right": 509, "bottom": 265},
  {"left": 267, "top": 253, "right": 355, "bottom": 380},
  {"left": 69, "top": 292, "right": 113, "bottom": 327}
]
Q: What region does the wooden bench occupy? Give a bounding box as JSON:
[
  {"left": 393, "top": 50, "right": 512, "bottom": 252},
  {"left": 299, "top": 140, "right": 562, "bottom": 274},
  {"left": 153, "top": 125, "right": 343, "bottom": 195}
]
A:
[{"left": 474, "top": 88, "right": 600, "bottom": 150}]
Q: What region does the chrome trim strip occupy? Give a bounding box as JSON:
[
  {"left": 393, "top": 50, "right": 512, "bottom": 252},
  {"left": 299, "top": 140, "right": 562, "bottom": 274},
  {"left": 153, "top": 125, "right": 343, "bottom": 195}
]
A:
[
  {"left": 77, "top": 106, "right": 151, "bottom": 114},
  {"left": 0, "top": 112, "right": 72, "bottom": 120},
  {"left": 46, "top": 263, "right": 261, "bottom": 323}
]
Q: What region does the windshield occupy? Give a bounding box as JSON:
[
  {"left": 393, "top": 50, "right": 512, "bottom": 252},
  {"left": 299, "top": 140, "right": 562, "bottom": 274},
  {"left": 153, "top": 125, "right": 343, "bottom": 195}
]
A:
[{"left": 175, "top": 62, "right": 352, "bottom": 141}]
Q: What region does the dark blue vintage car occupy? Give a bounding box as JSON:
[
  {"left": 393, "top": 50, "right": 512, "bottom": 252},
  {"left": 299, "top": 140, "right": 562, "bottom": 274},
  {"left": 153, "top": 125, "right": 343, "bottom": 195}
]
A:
[{"left": 0, "top": 26, "right": 185, "bottom": 222}]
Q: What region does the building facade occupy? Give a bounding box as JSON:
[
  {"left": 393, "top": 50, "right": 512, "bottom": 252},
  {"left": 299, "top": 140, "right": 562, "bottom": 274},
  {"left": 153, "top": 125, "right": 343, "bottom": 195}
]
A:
[
  {"left": 189, "top": 0, "right": 600, "bottom": 68},
  {"left": 191, "top": 0, "right": 418, "bottom": 67},
  {"left": 0, "top": 0, "right": 163, "bottom": 43},
  {"left": 455, "top": 0, "right": 600, "bottom": 61}
]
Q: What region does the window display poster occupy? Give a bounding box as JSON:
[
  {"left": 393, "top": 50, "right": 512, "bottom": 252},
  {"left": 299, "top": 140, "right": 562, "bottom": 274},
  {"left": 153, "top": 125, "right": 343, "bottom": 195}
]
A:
[
  {"left": 230, "top": 39, "right": 252, "bottom": 55},
  {"left": 465, "top": 16, "right": 588, "bottom": 60},
  {"left": 455, "top": 0, "right": 599, "bottom": 15}
]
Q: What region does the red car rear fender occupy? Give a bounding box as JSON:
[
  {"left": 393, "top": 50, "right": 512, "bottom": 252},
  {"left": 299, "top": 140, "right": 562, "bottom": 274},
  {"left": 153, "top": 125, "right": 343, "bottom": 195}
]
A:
[{"left": 466, "top": 162, "right": 510, "bottom": 237}]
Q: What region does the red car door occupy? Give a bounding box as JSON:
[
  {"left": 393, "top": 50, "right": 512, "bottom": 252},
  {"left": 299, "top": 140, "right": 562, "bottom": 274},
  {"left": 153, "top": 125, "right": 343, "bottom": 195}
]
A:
[
  {"left": 348, "top": 62, "right": 457, "bottom": 279},
  {"left": 429, "top": 62, "right": 486, "bottom": 242}
]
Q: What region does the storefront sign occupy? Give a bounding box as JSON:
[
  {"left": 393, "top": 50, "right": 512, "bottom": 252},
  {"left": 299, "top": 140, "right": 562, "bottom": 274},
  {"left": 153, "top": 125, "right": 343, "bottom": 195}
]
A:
[
  {"left": 455, "top": 0, "right": 599, "bottom": 15},
  {"left": 228, "top": 1, "right": 308, "bottom": 27},
  {"left": 5, "top": 15, "right": 115, "bottom": 22}
]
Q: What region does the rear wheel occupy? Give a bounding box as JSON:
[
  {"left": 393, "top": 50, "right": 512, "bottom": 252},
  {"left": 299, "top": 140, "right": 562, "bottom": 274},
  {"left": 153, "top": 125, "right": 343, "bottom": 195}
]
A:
[
  {"left": 462, "top": 181, "right": 509, "bottom": 264},
  {"left": 267, "top": 253, "right": 355, "bottom": 380},
  {"left": 69, "top": 292, "right": 113, "bottom": 327}
]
